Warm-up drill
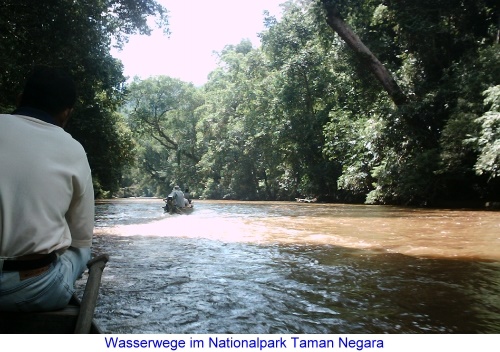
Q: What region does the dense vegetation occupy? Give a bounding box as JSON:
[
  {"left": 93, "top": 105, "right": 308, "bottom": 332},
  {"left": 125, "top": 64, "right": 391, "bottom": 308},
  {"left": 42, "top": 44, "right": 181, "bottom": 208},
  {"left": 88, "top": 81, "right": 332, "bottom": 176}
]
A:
[
  {"left": 2, "top": 0, "right": 499, "bottom": 206},
  {"left": 0, "top": 0, "right": 168, "bottom": 195}
]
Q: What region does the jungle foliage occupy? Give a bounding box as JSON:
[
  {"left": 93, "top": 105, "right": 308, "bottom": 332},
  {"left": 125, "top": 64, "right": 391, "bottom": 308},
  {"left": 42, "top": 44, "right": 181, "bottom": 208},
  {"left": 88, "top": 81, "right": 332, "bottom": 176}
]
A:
[
  {"left": 3, "top": 0, "right": 498, "bottom": 205},
  {"left": 125, "top": 0, "right": 499, "bottom": 205},
  {"left": 0, "top": 0, "right": 168, "bottom": 196}
]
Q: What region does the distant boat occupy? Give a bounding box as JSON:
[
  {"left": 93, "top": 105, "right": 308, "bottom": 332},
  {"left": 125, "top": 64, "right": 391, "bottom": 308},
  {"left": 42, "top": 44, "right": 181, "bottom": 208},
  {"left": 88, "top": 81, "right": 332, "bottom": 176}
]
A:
[
  {"left": 295, "top": 197, "right": 318, "bottom": 203},
  {"left": 162, "top": 195, "right": 194, "bottom": 214}
]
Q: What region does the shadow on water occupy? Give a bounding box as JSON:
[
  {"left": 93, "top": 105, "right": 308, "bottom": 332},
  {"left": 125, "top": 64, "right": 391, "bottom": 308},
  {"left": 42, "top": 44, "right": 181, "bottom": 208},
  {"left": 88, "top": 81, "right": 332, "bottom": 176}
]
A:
[
  {"left": 81, "top": 238, "right": 500, "bottom": 334},
  {"left": 79, "top": 199, "right": 500, "bottom": 333}
]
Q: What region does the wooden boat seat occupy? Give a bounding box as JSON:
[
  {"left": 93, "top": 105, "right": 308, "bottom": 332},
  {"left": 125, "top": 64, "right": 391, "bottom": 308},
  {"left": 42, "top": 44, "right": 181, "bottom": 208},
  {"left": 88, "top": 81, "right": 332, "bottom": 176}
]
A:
[{"left": 0, "top": 254, "right": 109, "bottom": 334}]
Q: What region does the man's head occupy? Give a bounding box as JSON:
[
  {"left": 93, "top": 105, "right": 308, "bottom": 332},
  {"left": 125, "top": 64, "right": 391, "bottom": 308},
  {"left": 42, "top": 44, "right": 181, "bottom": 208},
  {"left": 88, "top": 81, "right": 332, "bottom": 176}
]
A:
[{"left": 18, "top": 66, "right": 77, "bottom": 127}]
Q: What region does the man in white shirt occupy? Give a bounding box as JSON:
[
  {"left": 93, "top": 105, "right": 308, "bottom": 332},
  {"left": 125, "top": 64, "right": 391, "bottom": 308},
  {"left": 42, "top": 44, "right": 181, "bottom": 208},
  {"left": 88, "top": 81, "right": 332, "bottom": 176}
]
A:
[
  {"left": 0, "top": 66, "right": 94, "bottom": 312},
  {"left": 171, "top": 185, "right": 185, "bottom": 208}
]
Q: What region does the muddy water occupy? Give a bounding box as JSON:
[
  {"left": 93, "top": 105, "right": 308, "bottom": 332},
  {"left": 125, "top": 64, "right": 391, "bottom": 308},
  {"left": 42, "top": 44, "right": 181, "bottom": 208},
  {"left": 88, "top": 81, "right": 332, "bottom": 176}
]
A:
[{"left": 78, "top": 199, "right": 500, "bottom": 333}]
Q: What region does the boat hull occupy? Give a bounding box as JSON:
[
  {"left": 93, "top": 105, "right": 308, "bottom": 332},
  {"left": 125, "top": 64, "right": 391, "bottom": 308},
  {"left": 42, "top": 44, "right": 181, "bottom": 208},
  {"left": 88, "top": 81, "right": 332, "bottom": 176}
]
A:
[
  {"left": 0, "top": 295, "right": 102, "bottom": 334},
  {"left": 163, "top": 198, "right": 194, "bottom": 214},
  {"left": 0, "top": 254, "right": 108, "bottom": 334}
]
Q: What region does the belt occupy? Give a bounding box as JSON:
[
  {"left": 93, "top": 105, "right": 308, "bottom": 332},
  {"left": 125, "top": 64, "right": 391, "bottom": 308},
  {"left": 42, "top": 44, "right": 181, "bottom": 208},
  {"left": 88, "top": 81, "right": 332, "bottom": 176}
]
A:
[{"left": 2, "top": 252, "right": 57, "bottom": 271}]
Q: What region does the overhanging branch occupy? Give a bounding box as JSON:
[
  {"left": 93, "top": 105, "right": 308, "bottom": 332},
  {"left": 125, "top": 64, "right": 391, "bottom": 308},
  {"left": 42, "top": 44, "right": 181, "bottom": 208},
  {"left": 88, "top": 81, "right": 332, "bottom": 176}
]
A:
[{"left": 321, "top": 1, "right": 408, "bottom": 106}]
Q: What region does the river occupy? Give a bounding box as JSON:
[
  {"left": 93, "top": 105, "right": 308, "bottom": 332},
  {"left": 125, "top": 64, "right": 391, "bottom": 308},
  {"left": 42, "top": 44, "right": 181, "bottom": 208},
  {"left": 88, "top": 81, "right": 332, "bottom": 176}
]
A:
[{"left": 78, "top": 199, "right": 500, "bottom": 334}]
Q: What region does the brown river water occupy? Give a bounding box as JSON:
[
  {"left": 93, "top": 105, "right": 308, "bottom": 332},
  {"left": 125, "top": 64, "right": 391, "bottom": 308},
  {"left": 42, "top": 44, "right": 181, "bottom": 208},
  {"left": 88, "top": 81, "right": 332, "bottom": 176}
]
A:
[{"left": 77, "top": 199, "right": 500, "bottom": 334}]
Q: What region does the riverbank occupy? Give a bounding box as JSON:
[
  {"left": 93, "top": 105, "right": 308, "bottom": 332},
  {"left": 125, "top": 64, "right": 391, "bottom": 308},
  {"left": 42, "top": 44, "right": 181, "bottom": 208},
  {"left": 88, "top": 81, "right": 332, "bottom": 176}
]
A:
[{"left": 96, "top": 196, "right": 500, "bottom": 211}]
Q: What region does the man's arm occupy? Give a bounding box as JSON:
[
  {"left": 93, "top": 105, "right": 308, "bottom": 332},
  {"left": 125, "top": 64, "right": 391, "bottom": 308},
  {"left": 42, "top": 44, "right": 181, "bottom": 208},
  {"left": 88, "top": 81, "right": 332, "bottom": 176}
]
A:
[{"left": 66, "top": 167, "right": 94, "bottom": 248}]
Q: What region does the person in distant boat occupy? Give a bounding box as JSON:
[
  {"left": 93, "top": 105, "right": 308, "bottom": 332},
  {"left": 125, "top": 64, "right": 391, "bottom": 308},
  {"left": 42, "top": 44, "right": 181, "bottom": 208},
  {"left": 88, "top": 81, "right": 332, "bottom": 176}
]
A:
[
  {"left": 0, "top": 66, "right": 94, "bottom": 312},
  {"left": 171, "top": 185, "right": 186, "bottom": 208},
  {"left": 184, "top": 188, "right": 191, "bottom": 206}
]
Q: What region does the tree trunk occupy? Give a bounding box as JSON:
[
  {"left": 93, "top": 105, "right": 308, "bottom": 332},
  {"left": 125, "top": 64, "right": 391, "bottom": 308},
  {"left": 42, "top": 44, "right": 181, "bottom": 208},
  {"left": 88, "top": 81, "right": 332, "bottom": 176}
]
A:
[{"left": 321, "top": 1, "right": 408, "bottom": 106}]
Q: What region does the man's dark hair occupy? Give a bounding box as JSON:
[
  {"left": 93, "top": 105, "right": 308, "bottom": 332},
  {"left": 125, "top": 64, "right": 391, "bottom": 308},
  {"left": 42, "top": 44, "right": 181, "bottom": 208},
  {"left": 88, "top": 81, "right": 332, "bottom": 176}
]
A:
[{"left": 19, "top": 66, "right": 77, "bottom": 115}]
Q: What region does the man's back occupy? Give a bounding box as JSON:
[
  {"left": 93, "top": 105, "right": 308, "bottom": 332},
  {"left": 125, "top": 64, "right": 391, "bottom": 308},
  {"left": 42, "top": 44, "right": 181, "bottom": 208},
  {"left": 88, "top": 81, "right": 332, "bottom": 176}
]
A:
[
  {"left": 0, "top": 112, "right": 94, "bottom": 257},
  {"left": 172, "top": 190, "right": 185, "bottom": 208},
  {"left": 0, "top": 66, "right": 94, "bottom": 312}
]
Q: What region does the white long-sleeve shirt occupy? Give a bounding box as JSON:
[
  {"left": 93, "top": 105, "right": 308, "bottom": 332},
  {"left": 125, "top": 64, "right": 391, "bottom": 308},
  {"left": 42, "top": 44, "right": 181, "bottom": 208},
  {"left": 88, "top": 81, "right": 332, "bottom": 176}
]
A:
[{"left": 0, "top": 112, "right": 94, "bottom": 258}]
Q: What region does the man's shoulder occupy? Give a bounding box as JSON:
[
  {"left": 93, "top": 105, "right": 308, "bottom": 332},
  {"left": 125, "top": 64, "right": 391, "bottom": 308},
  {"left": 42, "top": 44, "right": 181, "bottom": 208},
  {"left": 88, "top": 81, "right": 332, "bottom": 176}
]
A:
[
  {"left": 0, "top": 113, "right": 15, "bottom": 121},
  {"left": 3, "top": 113, "right": 87, "bottom": 156}
]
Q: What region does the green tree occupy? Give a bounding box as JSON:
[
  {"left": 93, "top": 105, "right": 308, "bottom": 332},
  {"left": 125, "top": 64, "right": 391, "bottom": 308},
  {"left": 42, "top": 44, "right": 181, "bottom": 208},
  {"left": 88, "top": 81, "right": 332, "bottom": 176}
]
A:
[
  {"left": 0, "top": 0, "right": 168, "bottom": 195},
  {"left": 317, "top": 0, "right": 499, "bottom": 204},
  {"left": 197, "top": 41, "right": 276, "bottom": 199},
  {"left": 126, "top": 76, "right": 204, "bottom": 196},
  {"left": 260, "top": 3, "right": 342, "bottom": 199},
  {"left": 471, "top": 85, "right": 500, "bottom": 179}
]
